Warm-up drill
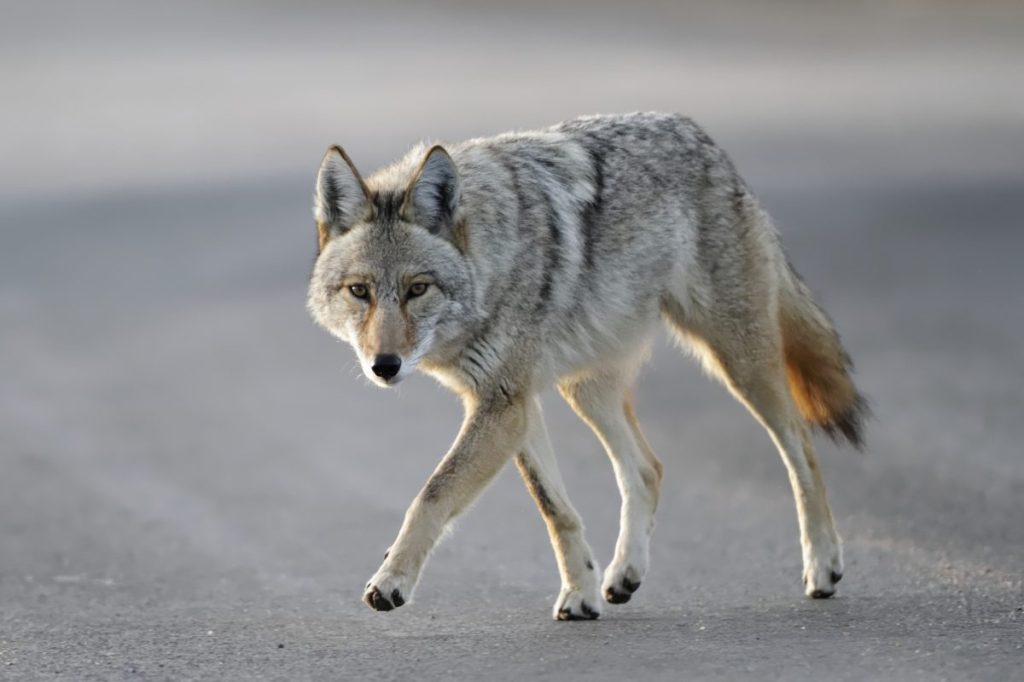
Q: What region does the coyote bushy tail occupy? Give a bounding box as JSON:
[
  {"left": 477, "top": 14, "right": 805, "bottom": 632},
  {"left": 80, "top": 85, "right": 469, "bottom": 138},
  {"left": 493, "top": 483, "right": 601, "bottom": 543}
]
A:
[{"left": 779, "top": 266, "right": 869, "bottom": 448}]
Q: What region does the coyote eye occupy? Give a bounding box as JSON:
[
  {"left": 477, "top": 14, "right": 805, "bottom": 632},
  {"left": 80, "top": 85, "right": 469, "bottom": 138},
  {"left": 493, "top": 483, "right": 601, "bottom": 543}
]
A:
[
  {"left": 348, "top": 284, "right": 369, "bottom": 299},
  {"left": 407, "top": 282, "right": 429, "bottom": 298}
]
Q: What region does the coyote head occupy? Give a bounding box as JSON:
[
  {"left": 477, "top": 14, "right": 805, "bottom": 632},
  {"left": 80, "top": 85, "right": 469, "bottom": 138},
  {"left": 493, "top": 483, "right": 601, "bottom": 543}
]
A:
[{"left": 307, "top": 144, "right": 476, "bottom": 386}]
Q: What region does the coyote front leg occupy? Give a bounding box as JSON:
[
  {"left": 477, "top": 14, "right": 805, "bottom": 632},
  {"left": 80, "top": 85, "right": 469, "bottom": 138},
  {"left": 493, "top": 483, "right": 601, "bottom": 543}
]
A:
[
  {"left": 363, "top": 394, "right": 527, "bottom": 611},
  {"left": 514, "top": 397, "right": 602, "bottom": 620},
  {"left": 559, "top": 374, "right": 662, "bottom": 606}
]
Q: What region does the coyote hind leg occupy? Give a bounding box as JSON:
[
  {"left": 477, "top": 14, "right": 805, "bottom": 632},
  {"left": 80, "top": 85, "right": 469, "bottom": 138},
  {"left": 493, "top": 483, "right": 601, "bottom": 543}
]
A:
[{"left": 663, "top": 298, "right": 844, "bottom": 598}]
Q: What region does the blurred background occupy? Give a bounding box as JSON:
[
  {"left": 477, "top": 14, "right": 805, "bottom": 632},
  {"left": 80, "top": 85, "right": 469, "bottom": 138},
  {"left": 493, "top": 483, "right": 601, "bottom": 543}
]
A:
[{"left": 2, "top": 1, "right": 1022, "bottom": 679}]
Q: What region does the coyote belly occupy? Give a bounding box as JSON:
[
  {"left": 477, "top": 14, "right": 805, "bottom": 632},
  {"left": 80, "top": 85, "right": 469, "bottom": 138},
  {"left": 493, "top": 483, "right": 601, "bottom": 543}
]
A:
[{"left": 306, "top": 112, "right": 867, "bottom": 619}]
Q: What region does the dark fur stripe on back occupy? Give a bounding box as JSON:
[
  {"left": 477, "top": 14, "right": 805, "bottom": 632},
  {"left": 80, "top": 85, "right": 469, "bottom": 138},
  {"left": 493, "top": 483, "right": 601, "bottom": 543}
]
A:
[
  {"left": 580, "top": 144, "right": 605, "bottom": 272},
  {"left": 529, "top": 157, "right": 565, "bottom": 315}
]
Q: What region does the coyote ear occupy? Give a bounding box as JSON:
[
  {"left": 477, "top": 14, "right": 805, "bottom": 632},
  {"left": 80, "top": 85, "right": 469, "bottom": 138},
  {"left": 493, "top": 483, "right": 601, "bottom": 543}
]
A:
[
  {"left": 403, "top": 145, "right": 460, "bottom": 236},
  {"left": 314, "top": 146, "right": 369, "bottom": 252}
]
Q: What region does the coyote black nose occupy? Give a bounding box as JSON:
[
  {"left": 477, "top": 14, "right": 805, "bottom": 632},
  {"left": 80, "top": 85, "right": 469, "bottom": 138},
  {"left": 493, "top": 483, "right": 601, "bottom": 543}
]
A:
[{"left": 371, "top": 354, "right": 402, "bottom": 380}]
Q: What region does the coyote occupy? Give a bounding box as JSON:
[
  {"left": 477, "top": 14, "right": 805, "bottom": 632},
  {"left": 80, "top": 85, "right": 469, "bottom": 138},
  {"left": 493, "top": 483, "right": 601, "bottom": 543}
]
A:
[{"left": 307, "top": 112, "right": 867, "bottom": 620}]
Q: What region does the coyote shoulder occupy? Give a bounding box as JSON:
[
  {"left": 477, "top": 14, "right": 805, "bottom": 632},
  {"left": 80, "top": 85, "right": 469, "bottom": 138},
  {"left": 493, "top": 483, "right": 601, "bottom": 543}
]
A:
[{"left": 307, "top": 112, "right": 867, "bottom": 619}]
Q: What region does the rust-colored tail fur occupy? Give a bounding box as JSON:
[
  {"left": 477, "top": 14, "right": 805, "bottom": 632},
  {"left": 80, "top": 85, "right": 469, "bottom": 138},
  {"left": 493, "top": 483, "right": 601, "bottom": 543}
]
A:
[{"left": 780, "top": 266, "right": 869, "bottom": 448}]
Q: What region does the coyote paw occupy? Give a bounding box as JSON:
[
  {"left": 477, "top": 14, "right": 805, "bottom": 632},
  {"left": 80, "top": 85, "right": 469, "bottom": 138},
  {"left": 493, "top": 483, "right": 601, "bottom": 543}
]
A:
[
  {"left": 554, "top": 586, "right": 602, "bottom": 621},
  {"left": 803, "top": 543, "right": 844, "bottom": 599},
  {"left": 602, "top": 561, "right": 645, "bottom": 604},
  {"left": 363, "top": 568, "right": 412, "bottom": 612},
  {"left": 551, "top": 556, "right": 602, "bottom": 620}
]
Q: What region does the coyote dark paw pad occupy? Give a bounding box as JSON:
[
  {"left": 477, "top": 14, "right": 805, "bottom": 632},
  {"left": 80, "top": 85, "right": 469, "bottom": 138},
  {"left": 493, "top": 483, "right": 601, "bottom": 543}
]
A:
[
  {"left": 604, "top": 576, "right": 641, "bottom": 604},
  {"left": 363, "top": 586, "right": 404, "bottom": 611},
  {"left": 553, "top": 586, "right": 602, "bottom": 621},
  {"left": 803, "top": 549, "right": 843, "bottom": 598},
  {"left": 557, "top": 601, "right": 600, "bottom": 621}
]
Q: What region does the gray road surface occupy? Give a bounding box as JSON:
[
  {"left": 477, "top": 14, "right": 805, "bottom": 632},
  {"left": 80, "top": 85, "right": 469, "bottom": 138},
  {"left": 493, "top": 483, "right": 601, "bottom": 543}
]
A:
[{"left": 2, "top": 2, "right": 1022, "bottom": 680}]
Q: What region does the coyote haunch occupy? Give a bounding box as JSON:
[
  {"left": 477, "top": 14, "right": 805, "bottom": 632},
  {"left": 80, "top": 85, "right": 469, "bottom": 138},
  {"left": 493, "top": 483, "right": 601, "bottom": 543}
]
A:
[{"left": 307, "top": 112, "right": 867, "bottom": 620}]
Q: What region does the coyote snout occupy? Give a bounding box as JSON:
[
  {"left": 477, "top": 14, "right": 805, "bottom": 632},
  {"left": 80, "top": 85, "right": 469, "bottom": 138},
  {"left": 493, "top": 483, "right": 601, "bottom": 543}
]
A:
[
  {"left": 371, "top": 354, "right": 402, "bottom": 381},
  {"left": 357, "top": 303, "right": 415, "bottom": 386}
]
